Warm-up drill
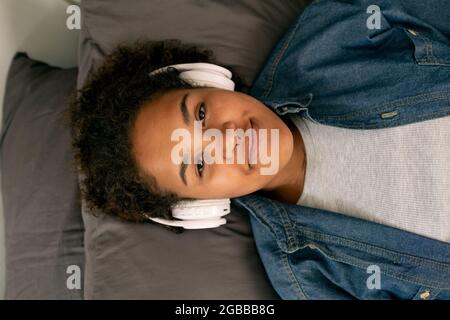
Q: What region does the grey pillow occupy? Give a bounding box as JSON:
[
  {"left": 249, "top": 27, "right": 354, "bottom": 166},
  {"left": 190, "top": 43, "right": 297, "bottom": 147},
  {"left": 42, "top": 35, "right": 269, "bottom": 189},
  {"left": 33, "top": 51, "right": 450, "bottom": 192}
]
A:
[
  {"left": 1, "top": 53, "right": 84, "bottom": 299},
  {"left": 78, "top": 0, "right": 311, "bottom": 299}
]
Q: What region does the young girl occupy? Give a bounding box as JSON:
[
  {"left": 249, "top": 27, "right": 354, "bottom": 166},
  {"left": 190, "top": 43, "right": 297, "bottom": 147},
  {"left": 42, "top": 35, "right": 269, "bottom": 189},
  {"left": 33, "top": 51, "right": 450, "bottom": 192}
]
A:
[
  {"left": 70, "top": 0, "right": 450, "bottom": 299},
  {"left": 70, "top": 34, "right": 450, "bottom": 243},
  {"left": 70, "top": 39, "right": 306, "bottom": 231}
]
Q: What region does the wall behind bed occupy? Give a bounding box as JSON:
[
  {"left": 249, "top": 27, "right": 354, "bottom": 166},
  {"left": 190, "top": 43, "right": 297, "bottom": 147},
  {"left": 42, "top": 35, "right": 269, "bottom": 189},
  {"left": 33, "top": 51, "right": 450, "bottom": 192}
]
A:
[{"left": 0, "top": 0, "right": 79, "bottom": 300}]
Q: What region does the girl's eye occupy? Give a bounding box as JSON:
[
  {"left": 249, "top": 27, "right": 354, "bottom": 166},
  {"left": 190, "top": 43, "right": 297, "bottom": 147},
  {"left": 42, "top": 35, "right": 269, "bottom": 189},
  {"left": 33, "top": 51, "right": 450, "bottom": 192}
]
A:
[
  {"left": 196, "top": 102, "right": 206, "bottom": 178},
  {"left": 198, "top": 103, "right": 206, "bottom": 121},
  {"left": 196, "top": 157, "right": 205, "bottom": 177}
]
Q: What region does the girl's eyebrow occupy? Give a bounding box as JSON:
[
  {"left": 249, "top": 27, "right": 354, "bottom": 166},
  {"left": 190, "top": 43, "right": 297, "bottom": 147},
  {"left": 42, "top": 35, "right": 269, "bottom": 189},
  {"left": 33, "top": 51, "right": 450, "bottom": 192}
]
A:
[
  {"left": 179, "top": 92, "right": 190, "bottom": 126},
  {"left": 179, "top": 161, "right": 188, "bottom": 186},
  {"left": 178, "top": 92, "right": 202, "bottom": 186}
]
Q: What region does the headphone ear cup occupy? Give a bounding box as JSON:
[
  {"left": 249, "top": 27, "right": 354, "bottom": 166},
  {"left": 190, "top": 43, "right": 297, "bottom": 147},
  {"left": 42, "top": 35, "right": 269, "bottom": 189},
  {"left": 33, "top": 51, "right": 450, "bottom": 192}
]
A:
[
  {"left": 179, "top": 70, "right": 235, "bottom": 91},
  {"left": 172, "top": 199, "right": 231, "bottom": 220},
  {"left": 149, "top": 63, "right": 235, "bottom": 91},
  {"left": 166, "top": 62, "right": 233, "bottom": 79}
]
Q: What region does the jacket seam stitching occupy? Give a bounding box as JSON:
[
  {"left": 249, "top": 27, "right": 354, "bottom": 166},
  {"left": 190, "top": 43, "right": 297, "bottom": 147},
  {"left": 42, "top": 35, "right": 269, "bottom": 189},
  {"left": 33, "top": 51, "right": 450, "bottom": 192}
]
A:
[
  {"left": 281, "top": 252, "right": 308, "bottom": 299},
  {"left": 262, "top": 8, "right": 312, "bottom": 98},
  {"left": 292, "top": 230, "right": 450, "bottom": 288},
  {"left": 296, "top": 227, "right": 450, "bottom": 271},
  {"left": 320, "top": 109, "right": 450, "bottom": 129},
  {"left": 315, "top": 249, "right": 450, "bottom": 290},
  {"left": 320, "top": 90, "right": 450, "bottom": 120}
]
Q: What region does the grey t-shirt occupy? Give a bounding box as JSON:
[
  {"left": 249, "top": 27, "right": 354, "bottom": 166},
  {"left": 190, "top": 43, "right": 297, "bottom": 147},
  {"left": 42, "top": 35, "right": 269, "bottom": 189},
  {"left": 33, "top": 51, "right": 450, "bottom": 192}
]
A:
[{"left": 291, "top": 115, "right": 450, "bottom": 243}]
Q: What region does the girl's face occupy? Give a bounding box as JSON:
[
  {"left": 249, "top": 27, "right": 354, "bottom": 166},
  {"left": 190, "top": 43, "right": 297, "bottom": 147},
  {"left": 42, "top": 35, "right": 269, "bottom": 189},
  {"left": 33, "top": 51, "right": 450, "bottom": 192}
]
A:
[{"left": 131, "top": 87, "right": 294, "bottom": 199}]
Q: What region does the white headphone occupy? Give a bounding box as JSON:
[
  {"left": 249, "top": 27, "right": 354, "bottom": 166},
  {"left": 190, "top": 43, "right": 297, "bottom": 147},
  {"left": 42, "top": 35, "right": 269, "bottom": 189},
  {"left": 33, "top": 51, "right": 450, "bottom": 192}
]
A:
[
  {"left": 146, "top": 62, "right": 236, "bottom": 229},
  {"left": 148, "top": 62, "right": 235, "bottom": 91}
]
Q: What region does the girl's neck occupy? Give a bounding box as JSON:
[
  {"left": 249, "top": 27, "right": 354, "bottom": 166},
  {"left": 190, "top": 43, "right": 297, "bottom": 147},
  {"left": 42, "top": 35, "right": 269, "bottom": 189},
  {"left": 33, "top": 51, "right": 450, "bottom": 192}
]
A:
[{"left": 259, "top": 117, "right": 306, "bottom": 204}]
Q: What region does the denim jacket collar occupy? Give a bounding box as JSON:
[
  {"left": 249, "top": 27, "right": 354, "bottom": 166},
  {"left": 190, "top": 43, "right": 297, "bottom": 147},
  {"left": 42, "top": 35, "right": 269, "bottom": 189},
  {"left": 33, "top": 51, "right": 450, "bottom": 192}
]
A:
[{"left": 257, "top": 93, "right": 314, "bottom": 116}]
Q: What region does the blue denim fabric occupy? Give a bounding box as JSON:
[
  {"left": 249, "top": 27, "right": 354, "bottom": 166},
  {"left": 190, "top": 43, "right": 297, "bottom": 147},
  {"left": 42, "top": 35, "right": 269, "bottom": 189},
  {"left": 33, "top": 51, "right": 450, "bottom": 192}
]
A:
[
  {"left": 250, "top": 0, "right": 450, "bottom": 128},
  {"left": 238, "top": 0, "right": 450, "bottom": 299},
  {"left": 233, "top": 195, "right": 450, "bottom": 300}
]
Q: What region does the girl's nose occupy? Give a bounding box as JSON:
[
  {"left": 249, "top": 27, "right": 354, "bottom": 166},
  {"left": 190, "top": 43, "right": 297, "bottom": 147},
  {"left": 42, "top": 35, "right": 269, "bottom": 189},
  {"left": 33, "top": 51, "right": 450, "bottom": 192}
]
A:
[
  {"left": 200, "top": 121, "right": 241, "bottom": 161},
  {"left": 223, "top": 121, "right": 237, "bottom": 161}
]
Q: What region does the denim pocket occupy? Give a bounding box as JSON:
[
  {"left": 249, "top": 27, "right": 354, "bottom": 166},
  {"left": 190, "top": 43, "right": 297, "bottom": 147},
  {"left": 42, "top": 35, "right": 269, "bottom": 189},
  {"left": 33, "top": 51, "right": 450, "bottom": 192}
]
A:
[{"left": 402, "top": 27, "right": 450, "bottom": 66}]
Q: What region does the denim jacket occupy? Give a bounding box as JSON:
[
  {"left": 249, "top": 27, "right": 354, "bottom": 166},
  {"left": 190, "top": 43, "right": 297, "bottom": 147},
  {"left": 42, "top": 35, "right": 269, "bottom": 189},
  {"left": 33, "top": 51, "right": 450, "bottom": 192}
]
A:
[{"left": 234, "top": 0, "right": 450, "bottom": 299}]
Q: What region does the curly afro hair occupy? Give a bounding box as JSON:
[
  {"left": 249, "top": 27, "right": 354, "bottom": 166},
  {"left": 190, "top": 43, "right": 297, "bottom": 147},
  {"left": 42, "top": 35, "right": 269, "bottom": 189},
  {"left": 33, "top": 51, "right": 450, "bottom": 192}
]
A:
[{"left": 68, "top": 39, "right": 250, "bottom": 233}]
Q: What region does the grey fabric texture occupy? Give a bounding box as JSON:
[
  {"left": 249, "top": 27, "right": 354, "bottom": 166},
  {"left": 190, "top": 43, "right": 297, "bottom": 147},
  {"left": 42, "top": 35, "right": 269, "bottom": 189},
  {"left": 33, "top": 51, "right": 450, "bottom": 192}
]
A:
[
  {"left": 1, "top": 53, "right": 84, "bottom": 300},
  {"left": 78, "top": 0, "right": 311, "bottom": 299},
  {"left": 293, "top": 115, "right": 450, "bottom": 243}
]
